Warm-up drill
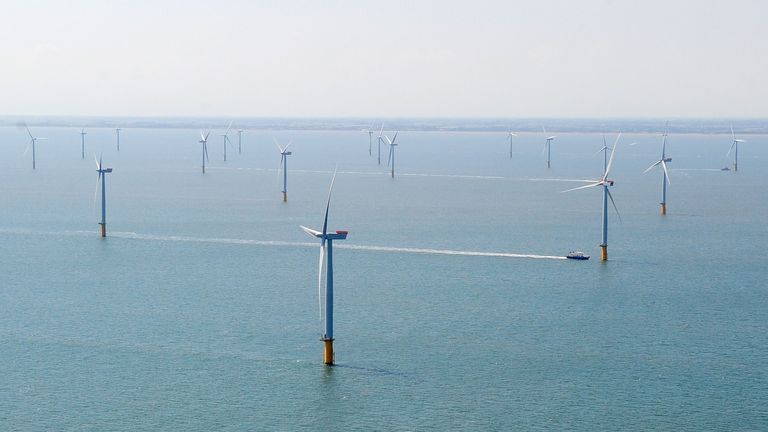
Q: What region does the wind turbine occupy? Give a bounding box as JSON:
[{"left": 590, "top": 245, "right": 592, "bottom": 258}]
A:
[
  {"left": 507, "top": 131, "right": 517, "bottom": 159},
  {"left": 80, "top": 129, "right": 88, "bottom": 159},
  {"left": 199, "top": 131, "right": 210, "bottom": 174},
  {"left": 543, "top": 126, "right": 556, "bottom": 168},
  {"left": 300, "top": 170, "right": 349, "bottom": 365},
  {"left": 115, "top": 128, "right": 121, "bottom": 151},
  {"left": 363, "top": 123, "right": 374, "bottom": 156},
  {"left": 563, "top": 133, "right": 621, "bottom": 261},
  {"left": 277, "top": 141, "right": 292, "bottom": 202},
  {"left": 376, "top": 123, "right": 385, "bottom": 165},
  {"left": 727, "top": 124, "right": 746, "bottom": 172},
  {"left": 220, "top": 121, "right": 233, "bottom": 161},
  {"left": 385, "top": 132, "right": 399, "bottom": 178},
  {"left": 237, "top": 128, "right": 244, "bottom": 154},
  {"left": 94, "top": 154, "right": 113, "bottom": 238},
  {"left": 644, "top": 126, "right": 672, "bottom": 215},
  {"left": 24, "top": 126, "right": 47, "bottom": 170}
]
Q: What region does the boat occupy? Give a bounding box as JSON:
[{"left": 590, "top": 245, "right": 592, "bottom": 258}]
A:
[
  {"left": 566, "top": 251, "right": 590, "bottom": 260},
  {"left": 721, "top": 166, "right": 731, "bottom": 171}
]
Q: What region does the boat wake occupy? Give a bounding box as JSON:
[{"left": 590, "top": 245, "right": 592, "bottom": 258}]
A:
[{"left": 0, "top": 228, "right": 565, "bottom": 261}]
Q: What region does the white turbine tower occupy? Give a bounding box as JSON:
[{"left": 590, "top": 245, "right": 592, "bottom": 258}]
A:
[{"left": 507, "top": 131, "right": 517, "bottom": 159}]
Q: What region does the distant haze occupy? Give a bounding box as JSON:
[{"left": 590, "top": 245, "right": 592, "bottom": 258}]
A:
[{"left": 3, "top": 0, "right": 766, "bottom": 118}]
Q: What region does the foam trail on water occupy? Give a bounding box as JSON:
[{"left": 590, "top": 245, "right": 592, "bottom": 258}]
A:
[{"left": 0, "top": 228, "right": 565, "bottom": 261}]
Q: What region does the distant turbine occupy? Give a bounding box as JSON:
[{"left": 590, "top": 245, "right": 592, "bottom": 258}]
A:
[
  {"left": 727, "top": 124, "right": 746, "bottom": 172},
  {"left": 237, "top": 128, "right": 244, "bottom": 154},
  {"left": 385, "top": 132, "right": 399, "bottom": 178},
  {"left": 199, "top": 131, "right": 211, "bottom": 174},
  {"left": 363, "top": 123, "right": 374, "bottom": 156},
  {"left": 376, "top": 123, "right": 384, "bottom": 165},
  {"left": 507, "top": 131, "right": 517, "bottom": 159},
  {"left": 563, "top": 133, "right": 621, "bottom": 261},
  {"left": 115, "top": 128, "right": 121, "bottom": 152},
  {"left": 300, "top": 169, "right": 349, "bottom": 365},
  {"left": 220, "top": 121, "right": 233, "bottom": 161},
  {"left": 94, "top": 154, "right": 113, "bottom": 237},
  {"left": 80, "top": 128, "right": 88, "bottom": 159},
  {"left": 542, "top": 126, "right": 556, "bottom": 168},
  {"left": 24, "top": 126, "right": 47, "bottom": 170},
  {"left": 277, "top": 141, "right": 292, "bottom": 202},
  {"left": 644, "top": 125, "right": 672, "bottom": 215}
]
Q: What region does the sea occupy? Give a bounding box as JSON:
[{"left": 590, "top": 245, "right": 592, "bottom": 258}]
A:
[{"left": 0, "top": 123, "right": 766, "bottom": 430}]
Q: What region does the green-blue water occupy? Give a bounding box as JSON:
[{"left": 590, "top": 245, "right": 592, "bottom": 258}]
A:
[{"left": 1, "top": 126, "right": 766, "bottom": 430}]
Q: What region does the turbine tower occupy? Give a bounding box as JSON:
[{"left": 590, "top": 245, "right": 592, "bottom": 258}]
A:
[
  {"left": 507, "top": 131, "right": 517, "bottom": 159},
  {"left": 199, "top": 131, "right": 210, "bottom": 174},
  {"left": 364, "top": 123, "right": 374, "bottom": 156},
  {"left": 80, "top": 129, "right": 88, "bottom": 159},
  {"left": 543, "top": 126, "right": 556, "bottom": 168},
  {"left": 115, "top": 128, "right": 121, "bottom": 152},
  {"left": 277, "top": 141, "right": 292, "bottom": 202},
  {"left": 376, "top": 123, "right": 385, "bottom": 165},
  {"left": 25, "top": 126, "right": 47, "bottom": 170},
  {"left": 300, "top": 170, "right": 349, "bottom": 365},
  {"left": 644, "top": 126, "right": 672, "bottom": 215},
  {"left": 221, "top": 121, "right": 233, "bottom": 161},
  {"left": 94, "top": 155, "right": 113, "bottom": 237},
  {"left": 563, "top": 133, "right": 621, "bottom": 261},
  {"left": 728, "top": 124, "right": 746, "bottom": 172},
  {"left": 237, "top": 128, "right": 244, "bottom": 154},
  {"left": 385, "top": 132, "right": 399, "bottom": 178}
]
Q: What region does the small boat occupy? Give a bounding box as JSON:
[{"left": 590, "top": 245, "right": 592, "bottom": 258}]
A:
[
  {"left": 566, "top": 251, "right": 590, "bottom": 260},
  {"left": 721, "top": 166, "right": 731, "bottom": 171}
]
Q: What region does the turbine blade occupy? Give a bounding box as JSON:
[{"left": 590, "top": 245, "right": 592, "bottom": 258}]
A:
[
  {"left": 94, "top": 154, "right": 100, "bottom": 170},
  {"left": 561, "top": 182, "right": 601, "bottom": 193},
  {"left": 300, "top": 225, "right": 322, "bottom": 237},
  {"left": 391, "top": 131, "right": 398, "bottom": 144},
  {"left": 26, "top": 126, "right": 34, "bottom": 140},
  {"left": 204, "top": 142, "right": 209, "bottom": 162},
  {"left": 593, "top": 146, "right": 608, "bottom": 157},
  {"left": 322, "top": 168, "right": 338, "bottom": 238},
  {"left": 726, "top": 141, "right": 736, "bottom": 158},
  {"left": 384, "top": 135, "right": 393, "bottom": 145},
  {"left": 225, "top": 120, "right": 233, "bottom": 136},
  {"left": 606, "top": 188, "right": 622, "bottom": 223},
  {"left": 23, "top": 144, "right": 30, "bottom": 156},
  {"left": 643, "top": 160, "right": 661, "bottom": 174},
  {"left": 94, "top": 172, "right": 101, "bottom": 208},
  {"left": 604, "top": 134, "right": 620, "bottom": 180},
  {"left": 731, "top": 123, "right": 735, "bottom": 141},
  {"left": 661, "top": 160, "right": 671, "bottom": 184}
]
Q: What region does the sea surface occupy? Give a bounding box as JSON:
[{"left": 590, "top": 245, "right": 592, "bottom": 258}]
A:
[{"left": 0, "top": 125, "right": 766, "bottom": 430}]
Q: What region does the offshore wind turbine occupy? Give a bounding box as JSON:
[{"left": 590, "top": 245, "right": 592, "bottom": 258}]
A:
[
  {"left": 563, "top": 133, "right": 621, "bottom": 261},
  {"left": 80, "top": 129, "right": 88, "bottom": 159},
  {"left": 94, "top": 154, "right": 113, "bottom": 237},
  {"left": 199, "top": 131, "right": 211, "bottom": 174},
  {"left": 507, "top": 131, "right": 517, "bottom": 158},
  {"left": 300, "top": 170, "right": 349, "bottom": 365},
  {"left": 277, "top": 141, "right": 292, "bottom": 202},
  {"left": 363, "top": 123, "right": 374, "bottom": 156},
  {"left": 376, "top": 124, "right": 385, "bottom": 165},
  {"left": 115, "top": 128, "right": 121, "bottom": 151},
  {"left": 543, "top": 126, "right": 556, "bottom": 168},
  {"left": 220, "top": 121, "right": 233, "bottom": 161},
  {"left": 644, "top": 126, "right": 672, "bottom": 215},
  {"left": 24, "top": 126, "right": 47, "bottom": 170},
  {"left": 727, "top": 124, "right": 746, "bottom": 172},
  {"left": 385, "top": 132, "right": 399, "bottom": 178}
]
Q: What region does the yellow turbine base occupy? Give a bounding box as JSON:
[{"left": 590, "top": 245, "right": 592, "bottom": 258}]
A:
[
  {"left": 660, "top": 203, "right": 666, "bottom": 215},
  {"left": 282, "top": 192, "right": 287, "bottom": 202},
  {"left": 100, "top": 223, "right": 106, "bottom": 238},
  {"left": 323, "top": 339, "right": 334, "bottom": 365},
  {"left": 600, "top": 245, "right": 607, "bottom": 261}
]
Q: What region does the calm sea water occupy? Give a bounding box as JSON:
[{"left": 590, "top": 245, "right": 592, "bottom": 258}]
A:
[{"left": 0, "top": 125, "right": 766, "bottom": 430}]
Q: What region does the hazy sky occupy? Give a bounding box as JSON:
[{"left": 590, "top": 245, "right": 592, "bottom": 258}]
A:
[{"left": 3, "top": 0, "right": 766, "bottom": 117}]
